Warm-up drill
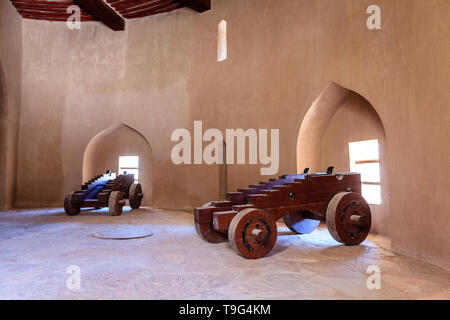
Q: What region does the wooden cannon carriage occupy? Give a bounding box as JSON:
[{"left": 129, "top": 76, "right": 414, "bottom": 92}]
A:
[
  {"left": 64, "top": 171, "right": 143, "bottom": 216},
  {"left": 194, "top": 167, "right": 372, "bottom": 259}
]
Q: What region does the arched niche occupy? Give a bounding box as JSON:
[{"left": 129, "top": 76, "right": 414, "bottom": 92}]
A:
[
  {"left": 297, "top": 82, "right": 390, "bottom": 236},
  {"left": 83, "top": 123, "right": 153, "bottom": 206}
]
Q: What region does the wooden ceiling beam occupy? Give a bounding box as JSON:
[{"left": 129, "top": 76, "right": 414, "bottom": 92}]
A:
[
  {"left": 176, "top": 0, "right": 210, "bottom": 13},
  {"left": 74, "top": 0, "right": 125, "bottom": 31}
]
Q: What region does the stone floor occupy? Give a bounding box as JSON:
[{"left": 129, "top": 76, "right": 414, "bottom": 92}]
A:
[{"left": 0, "top": 207, "right": 449, "bottom": 300}]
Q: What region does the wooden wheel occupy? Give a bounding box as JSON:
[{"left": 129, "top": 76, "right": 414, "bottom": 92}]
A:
[
  {"left": 108, "top": 191, "right": 125, "bottom": 216},
  {"left": 326, "top": 192, "right": 371, "bottom": 245},
  {"left": 283, "top": 211, "right": 320, "bottom": 234},
  {"left": 128, "top": 183, "right": 143, "bottom": 209},
  {"left": 228, "top": 208, "right": 277, "bottom": 259},
  {"left": 64, "top": 192, "right": 80, "bottom": 216}
]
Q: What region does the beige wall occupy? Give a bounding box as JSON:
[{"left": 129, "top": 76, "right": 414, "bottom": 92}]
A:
[
  {"left": 82, "top": 123, "right": 153, "bottom": 206},
  {"left": 0, "top": 2, "right": 22, "bottom": 210},
  {"left": 1, "top": 0, "right": 449, "bottom": 269}
]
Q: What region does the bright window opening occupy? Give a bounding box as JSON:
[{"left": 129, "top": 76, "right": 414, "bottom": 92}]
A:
[
  {"left": 218, "top": 20, "right": 227, "bottom": 62},
  {"left": 118, "top": 156, "right": 139, "bottom": 183},
  {"left": 349, "top": 139, "right": 381, "bottom": 205}
]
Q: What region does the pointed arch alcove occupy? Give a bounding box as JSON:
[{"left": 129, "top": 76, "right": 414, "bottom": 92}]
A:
[
  {"left": 83, "top": 123, "right": 153, "bottom": 206},
  {"left": 297, "top": 82, "right": 390, "bottom": 236}
]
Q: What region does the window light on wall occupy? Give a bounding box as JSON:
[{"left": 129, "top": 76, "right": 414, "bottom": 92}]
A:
[
  {"left": 217, "top": 19, "right": 227, "bottom": 62},
  {"left": 118, "top": 156, "right": 139, "bottom": 183},
  {"left": 348, "top": 139, "right": 381, "bottom": 205}
]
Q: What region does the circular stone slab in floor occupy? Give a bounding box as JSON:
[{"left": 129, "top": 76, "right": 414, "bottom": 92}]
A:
[{"left": 91, "top": 226, "right": 153, "bottom": 240}]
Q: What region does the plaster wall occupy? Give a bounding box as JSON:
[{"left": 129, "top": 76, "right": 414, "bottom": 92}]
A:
[
  {"left": 0, "top": 2, "right": 22, "bottom": 210},
  {"left": 7, "top": 0, "right": 450, "bottom": 269}
]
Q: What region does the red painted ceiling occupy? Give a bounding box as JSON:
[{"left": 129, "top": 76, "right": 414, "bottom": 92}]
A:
[{"left": 10, "top": 0, "right": 184, "bottom": 22}]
